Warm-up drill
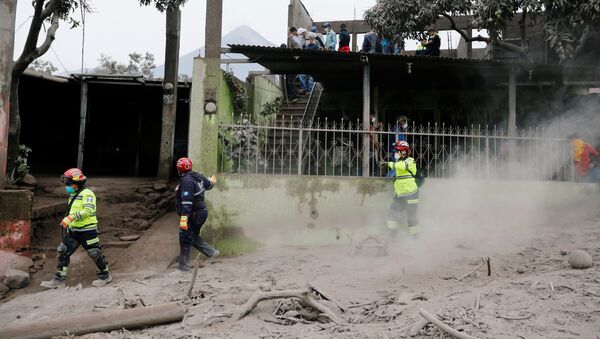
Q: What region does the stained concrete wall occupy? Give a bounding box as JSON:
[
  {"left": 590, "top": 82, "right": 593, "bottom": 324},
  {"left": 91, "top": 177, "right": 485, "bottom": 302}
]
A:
[
  {"left": 189, "top": 58, "right": 234, "bottom": 175},
  {"left": 288, "top": 0, "right": 313, "bottom": 33},
  {"left": 248, "top": 75, "right": 283, "bottom": 123},
  {"left": 209, "top": 174, "right": 598, "bottom": 246},
  {"left": 0, "top": 190, "right": 33, "bottom": 251}
]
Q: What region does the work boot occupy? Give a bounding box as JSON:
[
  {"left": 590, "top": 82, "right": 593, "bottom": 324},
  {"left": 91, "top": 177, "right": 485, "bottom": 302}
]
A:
[
  {"left": 211, "top": 249, "right": 220, "bottom": 258},
  {"left": 92, "top": 273, "right": 112, "bottom": 287},
  {"left": 40, "top": 278, "right": 65, "bottom": 289}
]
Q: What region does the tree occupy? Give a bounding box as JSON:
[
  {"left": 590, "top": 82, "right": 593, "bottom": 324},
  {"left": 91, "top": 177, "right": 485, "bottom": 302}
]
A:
[
  {"left": 363, "top": 0, "right": 600, "bottom": 62},
  {"left": 95, "top": 52, "right": 156, "bottom": 79},
  {"left": 8, "top": 0, "right": 91, "bottom": 183},
  {"left": 139, "top": 0, "right": 188, "bottom": 182},
  {"left": 27, "top": 59, "right": 58, "bottom": 74}
]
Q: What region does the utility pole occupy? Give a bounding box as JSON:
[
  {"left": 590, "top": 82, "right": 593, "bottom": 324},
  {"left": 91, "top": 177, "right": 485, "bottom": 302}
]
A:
[
  {"left": 0, "top": 0, "right": 17, "bottom": 190},
  {"left": 157, "top": 7, "right": 182, "bottom": 182}
]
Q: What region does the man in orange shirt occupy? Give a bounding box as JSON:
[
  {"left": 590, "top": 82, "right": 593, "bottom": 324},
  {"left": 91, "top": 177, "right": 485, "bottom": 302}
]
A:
[{"left": 569, "top": 134, "right": 600, "bottom": 182}]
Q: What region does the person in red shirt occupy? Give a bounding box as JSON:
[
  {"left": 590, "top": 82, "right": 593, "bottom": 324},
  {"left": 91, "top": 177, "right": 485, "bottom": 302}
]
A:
[{"left": 569, "top": 134, "right": 600, "bottom": 182}]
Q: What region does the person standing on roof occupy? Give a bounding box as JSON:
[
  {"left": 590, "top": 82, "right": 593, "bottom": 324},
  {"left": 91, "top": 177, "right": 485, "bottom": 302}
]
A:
[
  {"left": 175, "top": 157, "right": 219, "bottom": 272},
  {"left": 338, "top": 24, "right": 351, "bottom": 53},
  {"left": 323, "top": 22, "right": 337, "bottom": 51},
  {"left": 288, "top": 27, "right": 303, "bottom": 49},
  {"left": 423, "top": 28, "right": 441, "bottom": 56},
  {"left": 311, "top": 26, "right": 326, "bottom": 50},
  {"left": 382, "top": 141, "right": 420, "bottom": 238},
  {"left": 41, "top": 168, "right": 111, "bottom": 289},
  {"left": 362, "top": 30, "right": 382, "bottom": 54}
]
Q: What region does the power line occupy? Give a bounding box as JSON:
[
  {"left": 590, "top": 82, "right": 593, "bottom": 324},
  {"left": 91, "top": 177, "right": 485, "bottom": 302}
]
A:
[{"left": 50, "top": 46, "right": 70, "bottom": 75}]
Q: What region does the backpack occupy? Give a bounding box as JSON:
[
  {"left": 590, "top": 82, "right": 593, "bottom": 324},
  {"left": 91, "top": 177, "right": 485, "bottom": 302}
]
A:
[{"left": 407, "top": 165, "right": 426, "bottom": 187}]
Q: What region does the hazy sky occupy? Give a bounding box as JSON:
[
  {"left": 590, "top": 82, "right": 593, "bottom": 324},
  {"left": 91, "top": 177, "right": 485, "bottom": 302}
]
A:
[{"left": 14, "top": 0, "right": 377, "bottom": 73}]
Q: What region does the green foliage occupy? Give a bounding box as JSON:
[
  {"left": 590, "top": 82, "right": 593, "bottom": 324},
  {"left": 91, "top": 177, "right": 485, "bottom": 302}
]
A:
[
  {"left": 138, "top": 0, "right": 188, "bottom": 12},
  {"left": 363, "top": 0, "right": 600, "bottom": 61},
  {"left": 6, "top": 145, "right": 32, "bottom": 185},
  {"left": 223, "top": 71, "right": 248, "bottom": 116},
  {"left": 259, "top": 97, "right": 283, "bottom": 117},
  {"left": 219, "top": 116, "right": 262, "bottom": 171},
  {"left": 27, "top": 59, "right": 58, "bottom": 74},
  {"left": 95, "top": 52, "right": 156, "bottom": 78}
]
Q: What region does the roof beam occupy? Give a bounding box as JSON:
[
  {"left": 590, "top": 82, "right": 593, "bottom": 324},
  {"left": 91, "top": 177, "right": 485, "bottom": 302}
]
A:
[{"left": 313, "top": 15, "right": 474, "bottom": 35}]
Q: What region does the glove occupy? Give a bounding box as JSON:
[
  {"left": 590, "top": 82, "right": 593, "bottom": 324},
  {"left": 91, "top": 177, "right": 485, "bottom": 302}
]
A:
[
  {"left": 60, "top": 215, "right": 74, "bottom": 228},
  {"left": 378, "top": 160, "right": 389, "bottom": 167},
  {"left": 179, "top": 215, "right": 189, "bottom": 230},
  {"left": 210, "top": 175, "right": 217, "bottom": 184}
]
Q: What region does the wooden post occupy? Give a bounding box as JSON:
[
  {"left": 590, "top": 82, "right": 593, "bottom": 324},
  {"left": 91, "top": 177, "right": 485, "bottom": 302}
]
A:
[
  {"left": 0, "top": 0, "right": 17, "bottom": 189},
  {"left": 76, "top": 80, "right": 88, "bottom": 170},
  {"left": 362, "top": 58, "right": 370, "bottom": 177},
  {"left": 352, "top": 32, "right": 358, "bottom": 52},
  {"left": 157, "top": 8, "right": 181, "bottom": 182}
]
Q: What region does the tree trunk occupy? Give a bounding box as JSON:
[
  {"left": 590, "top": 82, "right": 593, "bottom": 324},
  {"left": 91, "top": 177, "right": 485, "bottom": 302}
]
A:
[
  {"left": 0, "top": 0, "right": 18, "bottom": 189},
  {"left": 6, "top": 75, "right": 20, "bottom": 181},
  {"left": 156, "top": 7, "right": 181, "bottom": 182}
]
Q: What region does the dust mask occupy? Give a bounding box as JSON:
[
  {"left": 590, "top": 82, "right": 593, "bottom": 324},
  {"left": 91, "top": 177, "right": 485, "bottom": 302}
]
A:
[
  {"left": 394, "top": 153, "right": 400, "bottom": 160},
  {"left": 65, "top": 186, "right": 75, "bottom": 194},
  {"left": 402, "top": 123, "right": 408, "bottom": 129}
]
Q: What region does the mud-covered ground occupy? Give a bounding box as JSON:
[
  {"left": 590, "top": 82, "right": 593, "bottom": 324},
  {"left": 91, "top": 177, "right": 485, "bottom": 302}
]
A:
[{"left": 1, "top": 194, "right": 599, "bottom": 339}]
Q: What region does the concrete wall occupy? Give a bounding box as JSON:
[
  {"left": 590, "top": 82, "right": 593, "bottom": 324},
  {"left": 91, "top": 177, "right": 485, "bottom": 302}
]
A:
[
  {"left": 248, "top": 75, "right": 283, "bottom": 123},
  {"left": 210, "top": 174, "right": 598, "bottom": 246},
  {"left": 288, "top": 0, "right": 313, "bottom": 32}
]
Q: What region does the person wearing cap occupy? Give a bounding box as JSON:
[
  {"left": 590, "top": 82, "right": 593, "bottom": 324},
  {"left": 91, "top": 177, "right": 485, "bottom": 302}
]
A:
[
  {"left": 297, "top": 27, "right": 308, "bottom": 48},
  {"left": 322, "top": 22, "right": 337, "bottom": 51},
  {"left": 310, "top": 26, "right": 326, "bottom": 50},
  {"left": 338, "top": 24, "right": 351, "bottom": 53},
  {"left": 423, "top": 28, "right": 441, "bottom": 56}
]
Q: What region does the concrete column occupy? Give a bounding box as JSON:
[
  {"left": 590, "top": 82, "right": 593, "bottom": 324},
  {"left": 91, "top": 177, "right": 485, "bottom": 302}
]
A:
[
  {"left": 77, "top": 80, "right": 88, "bottom": 169},
  {"left": 0, "top": 0, "right": 17, "bottom": 190},
  {"left": 508, "top": 67, "right": 517, "bottom": 138},
  {"left": 362, "top": 59, "right": 370, "bottom": 177},
  {"left": 352, "top": 32, "right": 358, "bottom": 52},
  {"left": 157, "top": 8, "right": 181, "bottom": 182},
  {"left": 188, "top": 0, "right": 223, "bottom": 176}
]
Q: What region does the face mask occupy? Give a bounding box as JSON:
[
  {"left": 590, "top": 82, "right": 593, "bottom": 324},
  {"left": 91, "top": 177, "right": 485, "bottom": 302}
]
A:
[
  {"left": 394, "top": 153, "right": 400, "bottom": 160},
  {"left": 402, "top": 123, "right": 408, "bottom": 129},
  {"left": 66, "top": 186, "right": 75, "bottom": 194},
  {"left": 371, "top": 117, "right": 376, "bottom": 123}
]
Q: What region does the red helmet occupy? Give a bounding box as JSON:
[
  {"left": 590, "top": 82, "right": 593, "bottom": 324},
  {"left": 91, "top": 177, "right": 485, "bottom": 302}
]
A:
[
  {"left": 176, "top": 157, "right": 193, "bottom": 174},
  {"left": 61, "top": 168, "right": 87, "bottom": 185},
  {"left": 394, "top": 141, "right": 411, "bottom": 152}
]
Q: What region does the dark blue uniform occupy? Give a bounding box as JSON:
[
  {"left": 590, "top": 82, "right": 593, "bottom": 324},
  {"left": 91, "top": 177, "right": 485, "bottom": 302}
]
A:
[{"left": 175, "top": 172, "right": 217, "bottom": 270}]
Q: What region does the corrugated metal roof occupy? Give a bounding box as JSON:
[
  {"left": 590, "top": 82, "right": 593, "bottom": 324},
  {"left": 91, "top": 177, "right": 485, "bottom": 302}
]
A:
[{"left": 228, "top": 44, "right": 600, "bottom": 89}]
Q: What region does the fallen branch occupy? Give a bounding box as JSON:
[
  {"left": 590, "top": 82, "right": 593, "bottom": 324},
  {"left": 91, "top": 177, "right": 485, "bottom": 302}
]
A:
[
  {"left": 230, "top": 288, "right": 343, "bottom": 324},
  {"left": 308, "top": 283, "right": 347, "bottom": 313},
  {"left": 496, "top": 313, "right": 533, "bottom": 320},
  {"left": 418, "top": 308, "right": 480, "bottom": 339},
  {"left": 457, "top": 259, "right": 488, "bottom": 281},
  {"left": 0, "top": 304, "right": 186, "bottom": 339},
  {"left": 187, "top": 253, "right": 203, "bottom": 298},
  {"left": 408, "top": 318, "right": 429, "bottom": 337}
]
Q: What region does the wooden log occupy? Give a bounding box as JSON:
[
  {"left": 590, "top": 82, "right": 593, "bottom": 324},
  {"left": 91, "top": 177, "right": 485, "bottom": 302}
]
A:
[
  {"left": 0, "top": 303, "right": 186, "bottom": 339},
  {"left": 418, "top": 308, "right": 480, "bottom": 339}
]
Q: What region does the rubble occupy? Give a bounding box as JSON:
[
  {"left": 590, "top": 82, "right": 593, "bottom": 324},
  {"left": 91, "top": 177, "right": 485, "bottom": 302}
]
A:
[{"left": 568, "top": 250, "right": 593, "bottom": 269}]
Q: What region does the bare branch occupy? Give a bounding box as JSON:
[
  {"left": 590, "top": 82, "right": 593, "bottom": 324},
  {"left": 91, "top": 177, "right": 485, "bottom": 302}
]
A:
[
  {"left": 441, "top": 13, "right": 490, "bottom": 43},
  {"left": 570, "top": 25, "right": 591, "bottom": 62},
  {"left": 35, "top": 14, "right": 60, "bottom": 58}
]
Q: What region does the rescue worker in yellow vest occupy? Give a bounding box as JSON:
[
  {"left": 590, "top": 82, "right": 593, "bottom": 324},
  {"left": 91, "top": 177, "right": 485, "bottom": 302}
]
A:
[
  {"left": 41, "top": 168, "right": 111, "bottom": 288},
  {"left": 384, "top": 141, "right": 420, "bottom": 237}
]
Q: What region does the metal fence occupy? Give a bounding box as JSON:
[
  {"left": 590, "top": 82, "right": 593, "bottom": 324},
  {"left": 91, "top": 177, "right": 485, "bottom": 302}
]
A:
[{"left": 218, "top": 118, "right": 575, "bottom": 182}]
